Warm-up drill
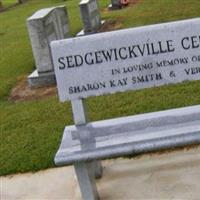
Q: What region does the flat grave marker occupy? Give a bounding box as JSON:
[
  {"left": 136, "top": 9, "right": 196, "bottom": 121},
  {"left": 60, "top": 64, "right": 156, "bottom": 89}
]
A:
[{"left": 109, "top": 0, "right": 122, "bottom": 10}]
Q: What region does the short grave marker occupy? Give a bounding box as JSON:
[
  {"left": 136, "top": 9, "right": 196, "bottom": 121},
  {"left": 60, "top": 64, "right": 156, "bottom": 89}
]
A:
[
  {"left": 27, "top": 6, "right": 70, "bottom": 87},
  {"left": 77, "top": 0, "right": 104, "bottom": 36}
]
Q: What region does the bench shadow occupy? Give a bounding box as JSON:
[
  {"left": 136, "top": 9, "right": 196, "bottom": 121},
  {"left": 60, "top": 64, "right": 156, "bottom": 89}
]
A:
[
  {"left": 98, "top": 153, "right": 200, "bottom": 199},
  {"left": 103, "top": 156, "right": 200, "bottom": 179}
]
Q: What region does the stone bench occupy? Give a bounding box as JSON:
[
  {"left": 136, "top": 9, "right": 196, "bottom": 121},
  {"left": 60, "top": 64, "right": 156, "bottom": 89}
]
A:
[
  {"left": 54, "top": 104, "right": 200, "bottom": 200},
  {"left": 50, "top": 18, "right": 200, "bottom": 199},
  {"left": 55, "top": 105, "right": 200, "bottom": 166}
]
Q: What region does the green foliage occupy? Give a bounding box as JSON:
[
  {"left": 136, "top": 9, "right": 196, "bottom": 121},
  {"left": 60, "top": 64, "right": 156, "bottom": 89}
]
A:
[{"left": 0, "top": 0, "right": 200, "bottom": 175}]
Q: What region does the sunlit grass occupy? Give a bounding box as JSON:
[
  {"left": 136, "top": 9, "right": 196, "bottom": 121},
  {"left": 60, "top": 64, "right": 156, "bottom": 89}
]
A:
[{"left": 0, "top": 0, "right": 200, "bottom": 176}]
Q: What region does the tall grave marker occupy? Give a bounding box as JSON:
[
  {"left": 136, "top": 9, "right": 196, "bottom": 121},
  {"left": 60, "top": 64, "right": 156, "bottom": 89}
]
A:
[
  {"left": 27, "top": 6, "right": 70, "bottom": 87},
  {"left": 77, "top": 0, "right": 104, "bottom": 36}
]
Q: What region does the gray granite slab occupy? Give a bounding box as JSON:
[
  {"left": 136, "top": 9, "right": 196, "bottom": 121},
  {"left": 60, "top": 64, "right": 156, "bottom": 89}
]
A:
[
  {"left": 27, "top": 5, "right": 70, "bottom": 74},
  {"left": 28, "top": 70, "right": 56, "bottom": 87},
  {"left": 79, "top": 0, "right": 102, "bottom": 34},
  {"left": 51, "top": 18, "right": 200, "bottom": 102},
  {"left": 76, "top": 20, "right": 105, "bottom": 37},
  {"left": 27, "top": 6, "right": 70, "bottom": 87},
  {"left": 55, "top": 6, "right": 70, "bottom": 39},
  {"left": 54, "top": 105, "right": 200, "bottom": 165},
  {"left": 109, "top": 0, "right": 122, "bottom": 10},
  {"left": 27, "top": 7, "right": 58, "bottom": 73}
]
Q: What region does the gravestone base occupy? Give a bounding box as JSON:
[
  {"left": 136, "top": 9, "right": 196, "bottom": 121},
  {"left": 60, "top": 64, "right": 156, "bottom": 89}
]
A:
[
  {"left": 28, "top": 70, "right": 56, "bottom": 88},
  {"left": 108, "top": 4, "right": 122, "bottom": 10},
  {"left": 76, "top": 20, "right": 105, "bottom": 37}
]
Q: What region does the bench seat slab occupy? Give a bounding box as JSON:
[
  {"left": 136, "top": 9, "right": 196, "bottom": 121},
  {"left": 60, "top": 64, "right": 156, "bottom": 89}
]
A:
[{"left": 55, "top": 105, "right": 200, "bottom": 166}]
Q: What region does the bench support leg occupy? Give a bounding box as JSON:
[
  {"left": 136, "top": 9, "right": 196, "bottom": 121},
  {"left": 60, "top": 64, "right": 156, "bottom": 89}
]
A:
[
  {"left": 93, "top": 160, "right": 103, "bottom": 179},
  {"left": 71, "top": 99, "right": 103, "bottom": 181},
  {"left": 75, "top": 162, "right": 100, "bottom": 200}
]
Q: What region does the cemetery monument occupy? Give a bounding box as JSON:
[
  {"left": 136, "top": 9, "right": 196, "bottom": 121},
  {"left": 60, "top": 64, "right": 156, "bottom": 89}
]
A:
[
  {"left": 27, "top": 6, "right": 70, "bottom": 87},
  {"left": 77, "top": 0, "right": 104, "bottom": 36},
  {"left": 51, "top": 18, "right": 200, "bottom": 200}
]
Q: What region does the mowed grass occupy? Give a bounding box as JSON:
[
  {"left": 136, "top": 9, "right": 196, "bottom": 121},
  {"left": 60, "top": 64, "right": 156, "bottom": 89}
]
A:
[
  {"left": 1, "top": 0, "right": 18, "bottom": 8},
  {"left": 0, "top": 0, "right": 200, "bottom": 176}
]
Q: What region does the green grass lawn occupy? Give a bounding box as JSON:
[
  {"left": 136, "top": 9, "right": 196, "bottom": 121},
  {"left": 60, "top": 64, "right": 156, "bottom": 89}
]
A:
[
  {"left": 1, "top": 0, "right": 18, "bottom": 8},
  {"left": 0, "top": 0, "right": 200, "bottom": 176}
]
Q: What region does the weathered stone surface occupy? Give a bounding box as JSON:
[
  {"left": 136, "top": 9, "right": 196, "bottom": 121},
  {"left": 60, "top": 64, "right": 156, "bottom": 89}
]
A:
[
  {"left": 51, "top": 18, "right": 200, "bottom": 101},
  {"left": 27, "top": 6, "right": 70, "bottom": 87},
  {"left": 55, "top": 6, "right": 70, "bottom": 39},
  {"left": 79, "top": 0, "right": 102, "bottom": 34},
  {"left": 27, "top": 7, "right": 57, "bottom": 73},
  {"left": 54, "top": 105, "right": 200, "bottom": 165},
  {"left": 28, "top": 70, "right": 56, "bottom": 87},
  {"left": 109, "top": 0, "right": 122, "bottom": 10}
]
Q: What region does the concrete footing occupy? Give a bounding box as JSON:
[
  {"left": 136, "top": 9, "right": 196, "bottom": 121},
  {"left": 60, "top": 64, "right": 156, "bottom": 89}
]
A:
[
  {"left": 76, "top": 21, "right": 105, "bottom": 37},
  {"left": 27, "top": 70, "right": 56, "bottom": 88}
]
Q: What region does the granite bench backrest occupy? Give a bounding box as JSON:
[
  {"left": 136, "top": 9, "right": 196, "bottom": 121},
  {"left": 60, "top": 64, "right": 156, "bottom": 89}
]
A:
[{"left": 50, "top": 18, "right": 200, "bottom": 103}]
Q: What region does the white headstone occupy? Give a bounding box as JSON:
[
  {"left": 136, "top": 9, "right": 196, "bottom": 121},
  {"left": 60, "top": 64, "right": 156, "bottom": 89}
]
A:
[
  {"left": 27, "top": 6, "right": 70, "bottom": 87},
  {"left": 27, "top": 7, "right": 59, "bottom": 73},
  {"left": 51, "top": 18, "right": 200, "bottom": 101}
]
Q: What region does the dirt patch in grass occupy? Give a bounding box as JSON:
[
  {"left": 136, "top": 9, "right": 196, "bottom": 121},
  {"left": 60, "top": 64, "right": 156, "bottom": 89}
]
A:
[
  {"left": 0, "top": 0, "right": 29, "bottom": 13},
  {"left": 98, "top": 19, "right": 123, "bottom": 32},
  {"left": 9, "top": 77, "right": 57, "bottom": 102},
  {"left": 0, "top": 32, "right": 5, "bottom": 36},
  {"left": 0, "top": 3, "right": 18, "bottom": 13}
]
